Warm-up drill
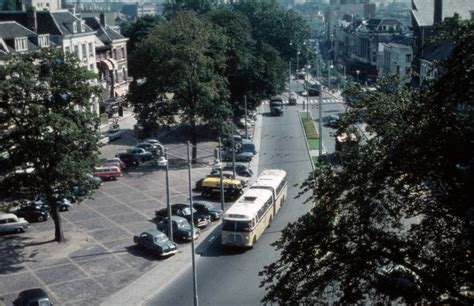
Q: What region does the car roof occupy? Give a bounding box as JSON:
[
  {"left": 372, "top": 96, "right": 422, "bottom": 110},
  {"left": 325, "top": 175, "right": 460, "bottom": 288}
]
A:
[
  {"left": 171, "top": 215, "right": 188, "bottom": 222},
  {"left": 142, "top": 229, "right": 165, "bottom": 237},
  {"left": 171, "top": 203, "right": 189, "bottom": 209},
  {"left": 0, "top": 213, "right": 18, "bottom": 220},
  {"left": 193, "top": 200, "right": 213, "bottom": 207},
  {"left": 18, "top": 288, "right": 49, "bottom": 299}
]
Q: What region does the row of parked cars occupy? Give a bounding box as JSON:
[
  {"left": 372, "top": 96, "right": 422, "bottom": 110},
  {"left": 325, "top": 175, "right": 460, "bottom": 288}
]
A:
[
  {"left": 133, "top": 200, "right": 224, "bottom": 257},
  {"left": 0, "top": 174, "right": 103, "bottom": 234}
]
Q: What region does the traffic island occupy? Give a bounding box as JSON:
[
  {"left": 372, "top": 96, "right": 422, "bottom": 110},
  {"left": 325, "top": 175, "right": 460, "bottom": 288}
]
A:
[{"left": 298, "top": 111, "right": 320, "bottom": 169}]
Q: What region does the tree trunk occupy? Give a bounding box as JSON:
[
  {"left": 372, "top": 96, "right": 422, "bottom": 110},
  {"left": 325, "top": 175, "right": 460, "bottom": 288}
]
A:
[
  {"left": 45, "top": 190, "right": 65, "bottom": 243},
  {"left": 191, "top": 117, "right": 197, "bottom": 163}
]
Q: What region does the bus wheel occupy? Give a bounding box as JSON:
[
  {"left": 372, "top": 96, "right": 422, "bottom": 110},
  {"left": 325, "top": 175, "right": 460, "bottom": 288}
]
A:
[
  {"left": 268, "top": 216, "right": 273, "bottom": 228},
  {"left": 252, "top": 237, "right": 257, "bottom": 247}
]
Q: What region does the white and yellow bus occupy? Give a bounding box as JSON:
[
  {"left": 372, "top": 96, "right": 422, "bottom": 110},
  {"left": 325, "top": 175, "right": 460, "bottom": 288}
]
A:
[{"left": 221, "top": 169, "right": 288, "bottom": 248}]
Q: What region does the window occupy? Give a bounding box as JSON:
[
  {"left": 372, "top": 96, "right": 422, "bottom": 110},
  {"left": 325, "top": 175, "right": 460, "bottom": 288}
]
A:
[
  {"left": 38, "top": 35, "right": 49, "bottom": 47},
  {"left": 65, "top": 46, "right": 70, "bottom": 53},
  {"left": 82, "top": 44, "right": 87, "bottom": 59},
  {"left": 74, "top": 45, "right": 79, "bottom": 57},
  {"left": 89, "top": 64, "right": 94, "bottom": 71},
  {"left": 406, "top": 54, "right": 412, "bottom": 62},
  {"left": 113, "top": 49, "right": 117, "bottom": 59},
  {"left": 88, "top": 42, "right": 93, "bottom": 57},
  {"left": 72, "top": 22, "right": 77, "bottom": 33},
  {"left": 121, "top": 47, "right": 125, "bottom": 59},
  {"left": 14, "top": 38, "right": 28, "bottom": 51}
]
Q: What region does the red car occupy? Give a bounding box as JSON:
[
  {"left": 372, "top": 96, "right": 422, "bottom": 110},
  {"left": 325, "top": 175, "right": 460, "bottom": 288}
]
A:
[
  {"left": 92, "top": 166, "right": 122, "bottom": 180},
  {"left": 100, "top": 158, "right": 126, "bottom": 169}
]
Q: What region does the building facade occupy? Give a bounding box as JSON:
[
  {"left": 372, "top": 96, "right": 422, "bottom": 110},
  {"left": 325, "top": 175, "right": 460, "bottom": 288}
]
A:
[
  {"left": 84, "top": 13, "right": 129, "bottom": 120},
  {"left": 378, "top": 42, "right": 412, "bottom": 83}
]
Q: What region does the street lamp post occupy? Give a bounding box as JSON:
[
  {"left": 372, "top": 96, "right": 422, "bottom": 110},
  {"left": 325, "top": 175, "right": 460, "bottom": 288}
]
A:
[
  {"left": 296, "top": 50, "right": 300, "bottom": 94},
  {"left": 356, "top": 69, "right": 360, "bottom": 83},
  {"left": 288, "top": 61, "right": 291, "bottom": 97},
  {"left": 217, "top": 137, "right": 224, "bottom": 211},
  {"left": 244, "top": 95, "right": 248, "bottom": 140},
  {"left": 164, "top": 149, "right": 173, "bottom": 241},
  {"left": 319, "top": 83, "right": 323, "bottom": 158},
  {"left": 186, "top": 142, "right": 199, "bottom": 306}
]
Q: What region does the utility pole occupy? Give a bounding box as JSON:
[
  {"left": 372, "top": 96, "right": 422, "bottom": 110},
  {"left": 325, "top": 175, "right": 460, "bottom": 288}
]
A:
[
  {"left": 218, "top": 137, "right": 224, "bottom": 211},
  {"left": 288, "top": 61, "right": 291, "bottom": 96},
  {"left": 244, "top": 95, "right": 248, "bottom": 139},
  {"left": 231, "top": 125, "right": 236, "bottom": 179},
  {"left": 187, "top": 142, "right": 199, "bottom": 306},
  {"left": 319, "top": 57, "right": 323, "bottom": 158}
]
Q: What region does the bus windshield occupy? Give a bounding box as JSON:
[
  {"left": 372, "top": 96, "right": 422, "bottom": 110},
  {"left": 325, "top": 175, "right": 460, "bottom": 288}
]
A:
[{"left": 222, "top": 220, "right": 252, "bottom": 232}]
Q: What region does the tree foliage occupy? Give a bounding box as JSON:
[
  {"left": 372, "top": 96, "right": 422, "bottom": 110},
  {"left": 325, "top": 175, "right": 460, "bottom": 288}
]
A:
[
  {"left": 0, "top": 48, "right": 101, "bottom": 242},
  {"left": 259, "top": 16, "right": 474, "bottom": 304},
  {"left": 128, "top": 11, "right": 231, "bottom": 160},
  {"left": 207, "top": 8, "right": 285, "bottom": 109},
  {"left": 120, "top": 15, "right": 163, "bottom": 75}
]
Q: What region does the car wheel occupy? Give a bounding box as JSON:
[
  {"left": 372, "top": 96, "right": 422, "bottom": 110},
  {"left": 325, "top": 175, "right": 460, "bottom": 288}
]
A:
[
  {"left": 15, "top": 227, "right": 24, "bottom": 233},
  {"left": 37, "top": 215, "right": 45, "bottom": 222}
]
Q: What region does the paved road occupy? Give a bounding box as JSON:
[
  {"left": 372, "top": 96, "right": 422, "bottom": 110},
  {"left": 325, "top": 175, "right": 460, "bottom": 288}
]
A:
[{"left": 145, "top": 104, "right": 314, "bottom": 305}]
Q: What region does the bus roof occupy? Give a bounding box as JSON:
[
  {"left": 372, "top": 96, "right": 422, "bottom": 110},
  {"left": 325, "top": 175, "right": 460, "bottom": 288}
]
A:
[
  {"left": 250, "top": 169, "right": 287, "bottom": 192},
  {"left": 223, "top": 189, "right": 273, "bottom": 221}
]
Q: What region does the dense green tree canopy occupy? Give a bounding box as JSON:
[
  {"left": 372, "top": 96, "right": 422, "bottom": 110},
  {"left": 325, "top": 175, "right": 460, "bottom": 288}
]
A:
[
  {"left": 260, "top": 16, "right": 474, "bottom": 304},
  {"left": 0, "top": 48, "right": 101, "bottom": 242},
  {"left": 128, "top": 11, "right": 231, "bottom": 160},
  {"left": 207, "top": 8, "right": 285, "bottom": 109}
]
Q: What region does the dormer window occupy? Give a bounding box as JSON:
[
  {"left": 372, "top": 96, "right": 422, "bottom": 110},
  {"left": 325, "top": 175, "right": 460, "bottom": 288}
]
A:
[
  {"left": 38, "top": 34, "right": 50, "bottom": 47},
  {"left": 72, "top": 21, "right": 77, "bottom": 33},
  {"left": 14, "top": 37, "right": 28, "bottom": 51}
]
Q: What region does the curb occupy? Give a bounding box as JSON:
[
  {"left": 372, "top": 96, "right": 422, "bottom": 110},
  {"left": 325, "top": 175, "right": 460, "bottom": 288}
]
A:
[{"left": 298, "top": 111, "right": 316, "bottom": 172}]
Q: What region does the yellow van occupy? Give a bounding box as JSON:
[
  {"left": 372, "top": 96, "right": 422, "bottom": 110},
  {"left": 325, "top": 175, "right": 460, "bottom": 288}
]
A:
[{"left": 200, "top": 177, "right": 243, "bottom": 200}]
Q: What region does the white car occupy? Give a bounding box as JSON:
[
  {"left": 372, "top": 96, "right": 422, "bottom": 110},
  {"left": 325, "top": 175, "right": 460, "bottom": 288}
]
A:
[{"left": 0, "top": 213, "right": 29, "bottom": 233}]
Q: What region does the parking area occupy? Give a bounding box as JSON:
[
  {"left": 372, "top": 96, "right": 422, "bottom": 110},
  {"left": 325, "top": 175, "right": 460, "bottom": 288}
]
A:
[{"left": 0, "top": 118, "right": 258, "bottom": 305}]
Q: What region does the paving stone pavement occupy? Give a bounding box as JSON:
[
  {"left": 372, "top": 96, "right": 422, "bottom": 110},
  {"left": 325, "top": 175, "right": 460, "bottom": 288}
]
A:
[
  {"left": 1, "top": 144, "right": 234, "bottom": 304},
  {"left": 0, "top": 125, "right": 256, "bottom": 305}
]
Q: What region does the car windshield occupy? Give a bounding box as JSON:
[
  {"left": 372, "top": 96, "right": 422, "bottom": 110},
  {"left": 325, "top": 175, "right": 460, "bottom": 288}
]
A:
[
  {"left": 154, "top": 233, "right": 167, "bottom": 243},
  {"left": 222, "top": 220, "right": 252, "bottom": 232},
  {"left": 176, "top": 220, "right": 190, "bottom": 230}
]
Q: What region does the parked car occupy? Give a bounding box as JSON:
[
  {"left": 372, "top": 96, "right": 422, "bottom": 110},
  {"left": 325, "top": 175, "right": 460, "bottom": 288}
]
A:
[
  {"left": 196, "top": 172, "right": 248, "bottom": 188},
  {"left": 100, "top": 158, "right": 126, "bottom": 169},
  {"left": 211, "top": 164, "right": 253, "bottom": 178},
  {"left": 92, "top": 166, "right": 122, "bottom": 181},
  {"left": 126, "top": 148, "right": 153, "bottom": 161},
  {"left": 155, "top": 204, "right": 211, "bottom": 228},
  {"left": 34, "top": 195, "right": 73, "bottom": 212},
  {"left": 289, "top": 92, "right": 297, "bottom": 105},
  {"left": 135, "top": 142, "right": 162, "bottom": 156},
  {"left": 104, "top": 128, "right": 122, "bottom": 141},
  {"left": 116, "top": 152, "right": 140, "bottom": 167},
  {"left": 156, "top": 216, "right": 200, "bottom": 241},
  {"left": 199, "top": 177, "right": 243, "bottom": 200},
  {"left": 14, "top": 205, "right": 49, "bottom": 222},
  {"left": 220, "top": 148, "right": 253, "bottom": 162},
  {"left": 13, "top": 288, "right": 52, "bottom": 306},
  {"left": 193, "top": 201, "right": 223, "bottom": 221},
  {"left": 133, "top": 229, "right": 178, "bottom": 257},
  {"left": 142, "top": 138, "right": 161, "bottom": 146},
  {"left": 98, "top": 135, "right": 109, "bottom": 147},
  {"left": 0, "top": 213, "right": 29, "bottom": 233}
]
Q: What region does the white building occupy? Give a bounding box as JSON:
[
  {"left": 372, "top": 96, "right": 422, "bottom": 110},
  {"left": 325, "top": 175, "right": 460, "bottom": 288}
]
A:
[
  {"left": 379, "top": 42, "right": 412, "bottom": 83},
  {"left": 20, "top": 0, "right": 61, "bottom": 11}
]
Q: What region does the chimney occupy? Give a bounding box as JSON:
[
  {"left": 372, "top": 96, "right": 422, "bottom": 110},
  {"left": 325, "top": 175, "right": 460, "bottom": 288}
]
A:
[
  {"left": 434, "top": 0, "right": 443, "bottom": 24},
  {"left": 26, "top": 7, "right": 37, "bottom": 33},
  {"left": 99, "top": 12, "right": 106, "bottom": 27}
]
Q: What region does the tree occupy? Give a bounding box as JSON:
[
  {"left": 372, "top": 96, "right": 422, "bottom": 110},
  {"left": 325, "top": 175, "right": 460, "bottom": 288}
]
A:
[
  {"left": 259, "top": 16, "right": 474, "bottom": 304},
  {"left": 0, "top": 48, "right": 101, "bottom": 243},
  {"left": 120, "top": 15, "right": 164, "bottom": 76},
  {"left": 207, "top": 8, "right": 286, "bottom": 110},
  {"left": 1, "top": 0, "right": 16, "bottom": 11},
  {"left": 128, "top": 11, "right": 231, "bottom": 161},
  {"left": 234, "top": 0, "right": 311, "bottom": 65}
]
